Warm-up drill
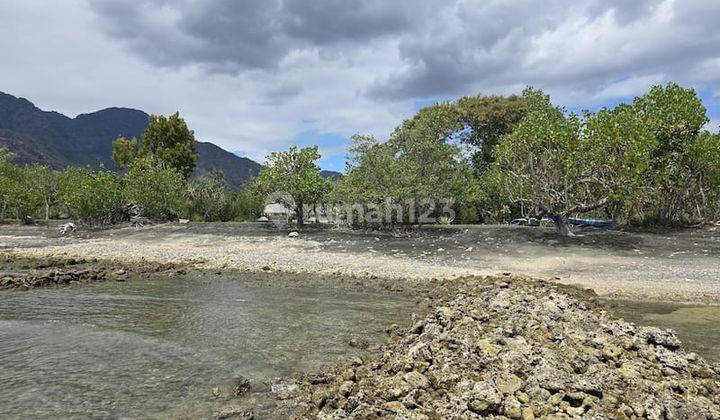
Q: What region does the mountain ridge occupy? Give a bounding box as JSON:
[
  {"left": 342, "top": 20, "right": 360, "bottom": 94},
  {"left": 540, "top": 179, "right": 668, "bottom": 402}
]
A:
[{"left": 0, "top": 91, "right": 340, "bottom": 187}]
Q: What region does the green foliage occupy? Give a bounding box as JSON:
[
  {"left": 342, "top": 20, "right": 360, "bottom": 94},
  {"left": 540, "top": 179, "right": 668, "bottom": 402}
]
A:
[
  {"left": 337, "top": 104, "right": 474, "bottom": 226},
  {"left": 228, "top": 183, "right": 265, "bottom": 221},
  {"left": 0, "top": 148, "right": 15, "bottom": 220},
  {"left": 631, "top": 83, "right": 712, "bottom": 223},
  {"left": 494, "top": 94, "right": 584, "bottom": 227},
  {"left": 140, "top": 112, "right": 198, "bottom": 178},
  {"left": 122, "top": 156, "right": 186, "bottom": 220},
  {"left": 582, "top": 104, "right": 657, "bottom": 222},
  {"left": 457, "top": 94, "right": 527, "bottom": 171},
  {"left": 493, "top": 83, "right": 720, "bottom": 231},
  {"left": 256, "top": 146, "right": 327, "bottom": 225},
  {"left": 59, "top": 167, "right": 124, "bottom": 225},
  {"left": 0, "top": 150, "right": 43, "bottom": 222},
  {"left": 475, "top": 167, "right": 514, "bottom": 223},
  {"left": 24, "top": 164, "right": 61, "bottom": 220},
  {"left": 111, "top": 136, "right": 140, "bottom": 169},
  {"left": 187, "top": 170, "right": 231, "bottom": 222}
]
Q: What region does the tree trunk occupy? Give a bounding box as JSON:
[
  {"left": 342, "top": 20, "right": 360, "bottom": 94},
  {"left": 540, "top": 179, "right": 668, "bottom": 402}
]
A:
[
  {"left": 45, "top": 201, "right": 50, "bottom": 221},
  {"left": 0, "top": 201, "right": 5, "bottom": 222},
  {"left": 552, "top": 214, "right": 572, "bottom": 236},
  {"left": 296, "top": 205, "right": 304, "bottom": 227}
]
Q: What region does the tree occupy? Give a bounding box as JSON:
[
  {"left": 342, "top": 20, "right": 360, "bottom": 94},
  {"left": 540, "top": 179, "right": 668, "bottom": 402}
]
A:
[
  {"left": 0, "top": 152, "right": 42, "bottom": 223},
  {"left": 228, "top": 181, "right": 265, "bottom": 222},
  {"left": 582, "top": 105, "right": 657, "bottom": 222},
  {"left": 334, "top": 134, "right": 403, "bottom": 225},
  {"left": 256, "top": 146, "right": 326, "bottom": 226},
  {"left": 0, "top": 148, "right": 14, "bottom": 221},
  {"left": 59, "top": 167, "right": 124, "bottom": 225},
  {"left": 122, "top": 156, "right": 186, "bottom": 220},
  {"left": 335, "top": 104, "right": 474, "bottom": 226},
  {"left": 632, "top": 83, "right": 711, "bottom": 223},
  {"left": 388, "top": 103, "right": 473, "bottom": 224},
  {"left": 140, "top": 112, "right": 198, "bottom": 178},
  {"left": 457, "top": 94, "right": 527, "bottom": 171},
  {"left": 689, "top": 131, "right": 720, "bottom": 221},
  {"left": 187, "top": 170, "right": 231, "bottom": 221},
  {"left": 111, "top": 136, "right": 140, "bottom": 169},
  {"left": 24, "top": 164, "right": 61, "bottom": 220},
  {"left": 494, "top": 95, "right": 584, "bottom": 235}
]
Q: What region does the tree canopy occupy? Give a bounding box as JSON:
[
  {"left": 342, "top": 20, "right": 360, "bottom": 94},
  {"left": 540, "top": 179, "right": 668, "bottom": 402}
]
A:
[
  {"left": 112, "top": 112, "right": 198, "bottom": 178},
  {"left": 256, "top": 146, "right": 327, "bottom": 226}
]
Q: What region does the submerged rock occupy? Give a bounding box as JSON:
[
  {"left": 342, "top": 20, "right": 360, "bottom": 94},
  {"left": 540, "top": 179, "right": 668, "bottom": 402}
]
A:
[{"left": 282, "top": 276, "right": 720, "bottom": 418}]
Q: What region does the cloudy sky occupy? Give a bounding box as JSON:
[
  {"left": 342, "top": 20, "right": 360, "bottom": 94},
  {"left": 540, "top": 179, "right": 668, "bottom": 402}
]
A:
[{"left": 1, "top": 0, "right": 719, "bottom": 171}]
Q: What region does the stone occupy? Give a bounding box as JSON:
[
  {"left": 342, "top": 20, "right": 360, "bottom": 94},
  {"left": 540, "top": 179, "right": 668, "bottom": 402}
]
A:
[
  {"left": 311, "top": 388, "right": 330, "bottom": 407},
  {"left": 495, "top": 373, "right": 524, "bottom": 394},
  {"left": 215, "top": 406, "right": 252, "bottom": 419},
  {"left": 404, "top": 371, "right": 429, "bottom": 389},
  {"left": 503, "top": 395, "right": 522, "bottom": 419},
  {"left": 467, "top": 380, "right": 502, "bottom": 414},
  {"left": 602, "top": 344, "right": 624, "bottom": 361},
  {"left": 338, "top": 381, "right": 354, "bottom": 397},
  {"left": 644, "top": 327, "right": 682, "bottom": 349},
  {"left": 231, "top": 376, "right": 251, "bottom": 396},
  {"left": 384, "top": 401, "right": 404, "bottom": 413},
  {"left": 287, "top": 231, "right": 299, "bottom": 238},
  {"left": 521, "top": 407, "right": 535, "bottom": 420}
]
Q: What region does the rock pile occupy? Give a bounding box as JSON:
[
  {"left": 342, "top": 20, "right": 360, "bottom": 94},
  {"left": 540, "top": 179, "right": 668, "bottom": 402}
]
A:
[
  {"left": 0, "top": 256, "right": 183, "bottom": 290},
  {"left": 283, "top": 276, "right": 720, "bottom": 419}
]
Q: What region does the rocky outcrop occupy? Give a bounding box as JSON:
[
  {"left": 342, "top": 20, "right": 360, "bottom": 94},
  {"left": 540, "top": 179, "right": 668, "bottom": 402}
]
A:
[
  {"left": 282, "top": 276, "right": 720, "bottom": 418},
  {"left": 0, "top": 255, "right": 182, "bottom": 290}
]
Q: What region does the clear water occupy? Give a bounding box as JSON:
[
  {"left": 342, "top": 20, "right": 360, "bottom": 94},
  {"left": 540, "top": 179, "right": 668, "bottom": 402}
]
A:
[
  {"left": 608, "top": 300, "right": 720, "bottom": 363},
  {"left": 0, "top": 276, "right": 415, "bottom": 419}
]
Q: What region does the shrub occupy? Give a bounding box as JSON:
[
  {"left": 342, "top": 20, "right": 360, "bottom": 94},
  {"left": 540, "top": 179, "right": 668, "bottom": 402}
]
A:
[
  {"left": 123, "top": 157, "right": 186, "bottom": 220},
  {"left": 59, "top": 167, "right": 123, "bottom": 225},
  {"left": 187, "top": 171, "right": 230, "bottom": 221}
]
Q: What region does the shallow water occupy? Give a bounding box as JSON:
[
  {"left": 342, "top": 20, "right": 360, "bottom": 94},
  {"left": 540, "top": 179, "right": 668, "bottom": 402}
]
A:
[
  {"left": 0, "top": 276, "right": 415, "bottom": 418},
  {"left": 608, "top": 300, "right": 720, "bottom": 363}
]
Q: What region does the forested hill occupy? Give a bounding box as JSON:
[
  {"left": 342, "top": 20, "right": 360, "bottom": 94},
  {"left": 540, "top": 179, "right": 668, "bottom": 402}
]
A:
[{"left": 0, "top": 91, "right": 339, "bottom": 187}]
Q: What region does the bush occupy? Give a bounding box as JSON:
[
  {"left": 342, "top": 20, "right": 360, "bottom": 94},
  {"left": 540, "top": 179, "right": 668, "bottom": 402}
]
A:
[
  {"left": 228, "top": 184, "right": 264, "bottom": 221},
  {"left": 187, "top": 171, "right": 231, "bottom": 221},
  {"left": 123, "top": 157, "right": 186, "bottom": 220},
  {"left": 59, "top": 167, "right": 124, "bottom": 225}
]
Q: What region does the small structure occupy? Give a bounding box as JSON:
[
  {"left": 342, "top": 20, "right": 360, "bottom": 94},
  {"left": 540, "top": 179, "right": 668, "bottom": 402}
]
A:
[{"left": 263, "top": 203, "right": 293, "bottom": 224}]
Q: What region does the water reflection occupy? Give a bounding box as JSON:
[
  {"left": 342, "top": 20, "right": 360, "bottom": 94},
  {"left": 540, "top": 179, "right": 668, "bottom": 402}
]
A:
[
  {"left": 0, "top": 276, "right": 415, "bottom": 418},
  {"left": 607, "top": 300, "right": 720, "bottom": 363}
]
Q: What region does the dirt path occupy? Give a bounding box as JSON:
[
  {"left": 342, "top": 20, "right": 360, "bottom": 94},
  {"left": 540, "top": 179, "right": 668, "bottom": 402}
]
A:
[{"left": 2, "top": 222, "right": 719, "bottom": 303}]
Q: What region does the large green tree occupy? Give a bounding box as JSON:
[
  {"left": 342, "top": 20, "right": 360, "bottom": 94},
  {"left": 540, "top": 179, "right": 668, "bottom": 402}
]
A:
[
  {"left": 457, "top": 94, "right": 527, "bottom": 171},
  {"left": 336, "top": 104, "right": 474, "bottom": 226},
  {"left": 0, "top": 148, "right": 14, "bottom": 221},
  {"left": 494, "top": 88, "right": 657, "bottom": 235},
  {"left": 122, "top": 156, "right": 186, "bottom": 220},
  {"left": 632, "top": 83, "right": 712, "bottom": 223},
  {"left": 187, "top": 170, "right": 231, "bottom": 222},
  {"left": 256, "top": 146, "right": 327, "bottom": 226},
  {"left": 112, "top": 112, "right": 198, "bottom": 178}
]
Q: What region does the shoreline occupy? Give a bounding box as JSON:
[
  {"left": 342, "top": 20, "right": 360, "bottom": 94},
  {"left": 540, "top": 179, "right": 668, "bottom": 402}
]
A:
[{"left": 2, "top": 221, "right": 720, "bottom": 304}]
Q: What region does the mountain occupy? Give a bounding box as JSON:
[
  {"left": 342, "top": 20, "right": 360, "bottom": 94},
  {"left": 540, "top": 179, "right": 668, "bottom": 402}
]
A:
[{"left": 0, "top": 92, "right": 345, "bottom": 187}]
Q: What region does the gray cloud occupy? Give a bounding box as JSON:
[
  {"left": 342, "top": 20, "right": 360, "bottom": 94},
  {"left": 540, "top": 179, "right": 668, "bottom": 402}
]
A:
[
  {"left": 2, "top": 0, "right": 718, "bottom": 168},
  {"left": 89, "top": 0, "right": 417, "bottom": 73},
  {"left": 89, "top": 0, "right": 720, "bottom": 104}
]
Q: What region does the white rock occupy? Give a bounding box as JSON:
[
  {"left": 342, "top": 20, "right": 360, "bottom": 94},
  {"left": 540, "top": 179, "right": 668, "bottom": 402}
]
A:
[{"left": 288, "top": 231, "right": 299, "bottom": 238}]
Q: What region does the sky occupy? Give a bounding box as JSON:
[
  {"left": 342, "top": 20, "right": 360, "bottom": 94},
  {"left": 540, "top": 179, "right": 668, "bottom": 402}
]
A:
[{"left": 1, "top": 0, "right": 719, "bottom": 172}]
